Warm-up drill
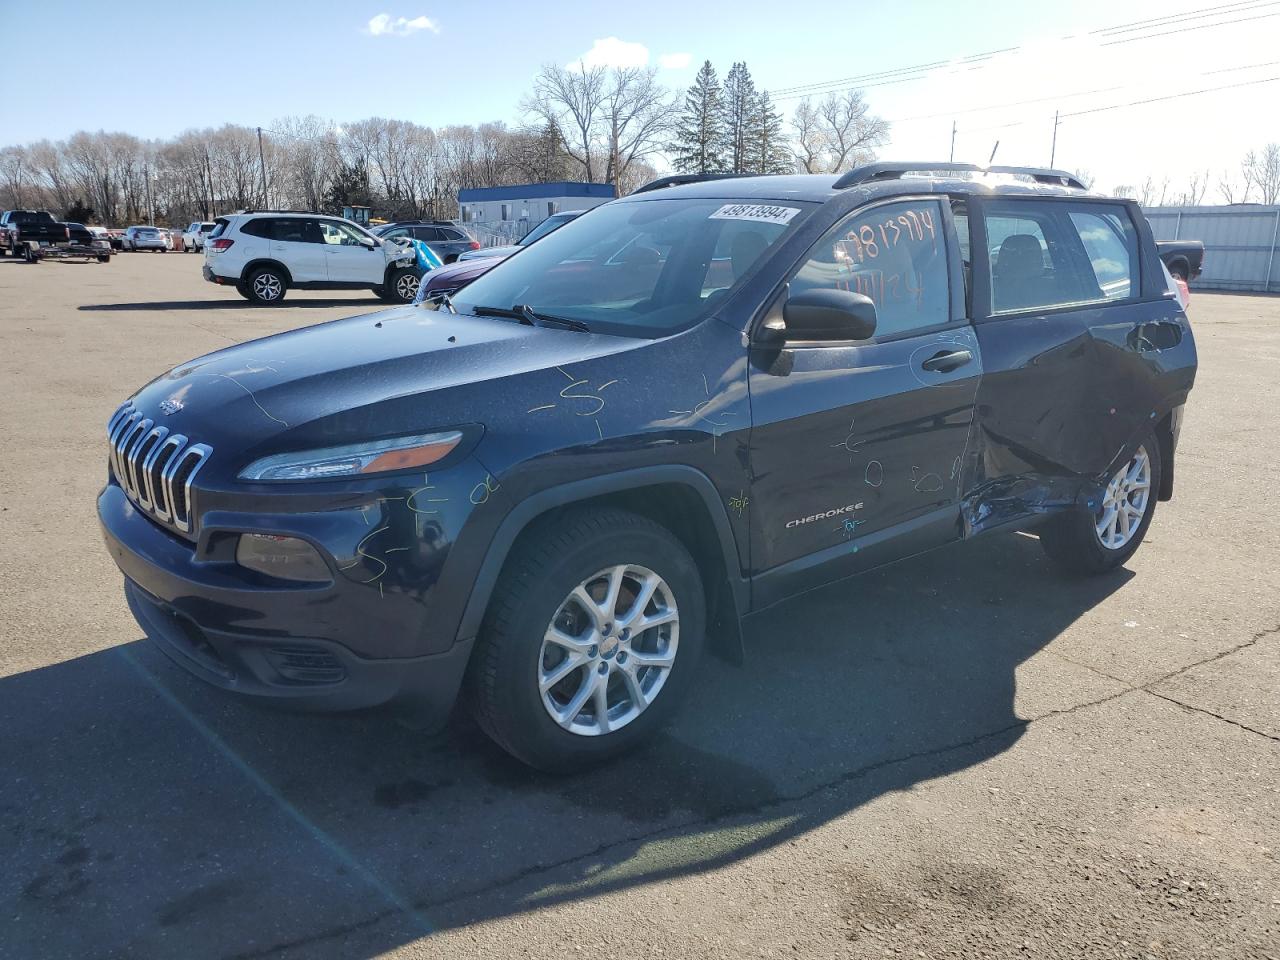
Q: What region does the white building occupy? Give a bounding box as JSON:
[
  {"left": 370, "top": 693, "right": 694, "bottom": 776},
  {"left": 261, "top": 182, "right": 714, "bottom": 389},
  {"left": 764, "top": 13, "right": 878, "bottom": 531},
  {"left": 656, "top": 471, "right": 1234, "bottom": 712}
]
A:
[{"left": 457, "top": 182, "right": 615, "bottom": 226}]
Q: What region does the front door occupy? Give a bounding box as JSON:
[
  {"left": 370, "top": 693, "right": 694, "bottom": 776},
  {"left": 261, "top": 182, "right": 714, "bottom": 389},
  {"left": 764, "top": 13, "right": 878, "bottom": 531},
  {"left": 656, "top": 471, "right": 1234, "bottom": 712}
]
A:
[
  {"left": 320, "top": 219, "right": 381, "bottom": 283},
  {"left": 748, "top": 197, "right": 982, "bottom": 607}
]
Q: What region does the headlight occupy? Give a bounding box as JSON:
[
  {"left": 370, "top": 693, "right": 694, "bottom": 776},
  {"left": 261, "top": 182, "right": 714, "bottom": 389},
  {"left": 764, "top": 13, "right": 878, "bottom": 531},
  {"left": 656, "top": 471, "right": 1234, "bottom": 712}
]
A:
[{"left": 239, "top": 431, "right": 463, "bottom": 481}]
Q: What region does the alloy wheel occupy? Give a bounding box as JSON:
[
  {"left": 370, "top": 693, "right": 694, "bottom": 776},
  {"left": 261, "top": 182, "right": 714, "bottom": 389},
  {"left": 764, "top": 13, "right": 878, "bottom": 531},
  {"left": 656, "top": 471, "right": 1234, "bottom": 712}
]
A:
[
  {"left": 537, "top": 564, "right": 679, "bottom": 736},
  {"left": 1095, "top": 445, "right": 1151, "bottom": 550},
  {"left": 253, "top": 273, "right": 282, "bottom": 301},
  {"left": 396, "top": 273, "right": 419, "bottom": 300}
]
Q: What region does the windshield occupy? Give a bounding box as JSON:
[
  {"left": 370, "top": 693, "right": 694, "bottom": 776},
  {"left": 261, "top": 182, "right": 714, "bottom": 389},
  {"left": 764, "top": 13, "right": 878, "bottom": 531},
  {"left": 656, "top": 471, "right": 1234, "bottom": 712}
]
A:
[{"left": 452, "top": 198, "right": 810, "bottom": 336}]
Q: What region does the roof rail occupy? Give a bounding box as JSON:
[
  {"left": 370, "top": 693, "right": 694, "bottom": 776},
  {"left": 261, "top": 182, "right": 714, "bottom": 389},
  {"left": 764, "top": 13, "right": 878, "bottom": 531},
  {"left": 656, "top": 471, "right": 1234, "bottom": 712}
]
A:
[
  {"left": 632, "top": 172, "right": 758, "bottom": 194},
  {"left": 832, "top": 162, "right": 1087, "bottom": 191},
  {"left": 236, "top": 208, "right": 320, "bottom": 215}
]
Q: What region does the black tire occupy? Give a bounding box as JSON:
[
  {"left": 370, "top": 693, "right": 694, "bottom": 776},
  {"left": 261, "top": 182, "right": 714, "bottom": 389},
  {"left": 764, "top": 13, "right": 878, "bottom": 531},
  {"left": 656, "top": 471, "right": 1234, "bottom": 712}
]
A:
[
  {"left": 1040, "top": 433, "right": 1162, "bottom": 576},
  {"left": 243, "top": 266, "right": 287, "bottom": 305},
  {"left": 97, "top": 255, "right": 110, "bottom": 263},
  {"left": 467, "top": 507, "right": 706, "bottom": 772},
  {"left": 24, "top": 245, "right": 36, "bottom": 263},
  {"left": 388, "top": 268, "right": 419, "bottom": 304}
]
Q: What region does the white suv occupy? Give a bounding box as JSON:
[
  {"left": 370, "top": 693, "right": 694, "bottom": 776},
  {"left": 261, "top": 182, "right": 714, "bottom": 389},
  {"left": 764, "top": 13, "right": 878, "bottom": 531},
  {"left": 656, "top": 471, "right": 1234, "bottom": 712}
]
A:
[
  {"left": 202, "top": 212, "right": 422, "bottom": 305},
  {"left": 182, "top": 221, "right": 217, "bottom": 252}
]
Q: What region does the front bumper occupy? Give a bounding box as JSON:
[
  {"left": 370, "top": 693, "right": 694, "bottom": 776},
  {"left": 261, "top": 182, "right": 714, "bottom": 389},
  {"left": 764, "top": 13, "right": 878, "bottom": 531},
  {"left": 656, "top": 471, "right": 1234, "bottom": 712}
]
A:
[{"left": 99, "top": 482, "right": 475, "bottom": 722}]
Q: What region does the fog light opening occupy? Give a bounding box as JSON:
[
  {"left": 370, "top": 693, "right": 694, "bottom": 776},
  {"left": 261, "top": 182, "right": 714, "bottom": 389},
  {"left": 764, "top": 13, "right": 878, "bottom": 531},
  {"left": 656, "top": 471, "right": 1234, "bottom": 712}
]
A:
[{"left": 236, "top": 534, "right": 331, "bottom": 583}]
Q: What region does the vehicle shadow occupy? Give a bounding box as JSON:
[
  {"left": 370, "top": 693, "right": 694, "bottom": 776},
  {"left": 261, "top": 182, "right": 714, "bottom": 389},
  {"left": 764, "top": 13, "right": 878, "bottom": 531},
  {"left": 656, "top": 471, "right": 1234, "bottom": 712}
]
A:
[
  {"left": 0, "top": 532, "right": 1131, "bottom": 959},
  {"left": 78, "top": 298, "right": 386, "bottom": 312}
]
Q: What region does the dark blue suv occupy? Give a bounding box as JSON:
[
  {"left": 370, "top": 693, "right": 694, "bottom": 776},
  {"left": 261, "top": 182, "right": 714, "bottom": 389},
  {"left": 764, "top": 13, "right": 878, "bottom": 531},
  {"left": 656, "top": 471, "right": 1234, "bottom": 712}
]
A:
[{"left": 99, "top": 163, "right": 1197, "bottom": 771}]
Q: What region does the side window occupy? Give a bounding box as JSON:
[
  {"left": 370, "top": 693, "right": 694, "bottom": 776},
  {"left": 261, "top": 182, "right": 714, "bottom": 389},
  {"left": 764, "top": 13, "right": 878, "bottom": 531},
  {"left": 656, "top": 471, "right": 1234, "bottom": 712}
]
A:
[
  {"left": 789, "top": 199, "right": 950, "bottom": 338},
  {"left": 1068, "top": 208, "right": 1137, "bottom": 301},
  {"left": 383, "top": 227, "right": 410, "bottom": 240},
  {"left": 415, "top": 227, "right": 443, "bottom": 241},
  {"left": 240, "top": 219, "right": 272, "bottom": 239},
  {"left": 319, "top": 220, "right": 367, "bottom": 245},
  {"left": 983, "top": 200, "right": 1136, "bottom": 314},
  {"left": 269, "top": 218, "right": 314, "bottom": 244}
]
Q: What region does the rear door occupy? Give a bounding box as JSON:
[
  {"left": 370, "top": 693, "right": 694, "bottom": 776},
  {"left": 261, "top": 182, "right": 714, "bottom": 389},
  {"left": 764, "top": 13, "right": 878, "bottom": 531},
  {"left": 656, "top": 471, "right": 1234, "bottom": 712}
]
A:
[
  {"left": 263, "top": 217, "right": 327, "bottom": 281},
  {"left": 966, "top": 195, "right": 1157, "bottom": 519},
  {"left": 747, "top": 196, "right": 981, "bottom": 606}
]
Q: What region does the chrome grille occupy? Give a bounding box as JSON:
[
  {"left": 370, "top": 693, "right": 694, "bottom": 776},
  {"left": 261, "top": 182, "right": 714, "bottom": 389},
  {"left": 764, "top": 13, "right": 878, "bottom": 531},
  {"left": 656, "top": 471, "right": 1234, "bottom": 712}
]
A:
[{"left": 107, "top": 401, "right": 212, "bottom": 534}]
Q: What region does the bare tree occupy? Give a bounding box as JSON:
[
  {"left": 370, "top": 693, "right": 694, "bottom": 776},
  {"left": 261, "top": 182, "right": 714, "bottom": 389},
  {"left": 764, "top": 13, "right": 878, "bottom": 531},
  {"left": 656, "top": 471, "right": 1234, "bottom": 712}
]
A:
[
  {"left": 791, "top": 100, "right": 825, "bottom": 174},
  {"left": 791, "top": 90, "right": 887, "bottom": 174},
  {"left": 1110, "top": 184, "right": 1135, "bottom": 199},
  {"left": 600, "top": 67, "right": 673, "bottom": 188},
  {"left": 1176, "top": 169, "right": 1210, "bottom": 206},
  {"left": 1217, "top": 168, "right": 1244, "bottom": 204},
  {"left": 818, "top": 90, "right": 888, "bottom": 173},
  {"left": 1243, "top": 144, "right": 1280, "bottom": 204},
  {"left": 523, "top": 62, "right": 607, "bottom": 182}
]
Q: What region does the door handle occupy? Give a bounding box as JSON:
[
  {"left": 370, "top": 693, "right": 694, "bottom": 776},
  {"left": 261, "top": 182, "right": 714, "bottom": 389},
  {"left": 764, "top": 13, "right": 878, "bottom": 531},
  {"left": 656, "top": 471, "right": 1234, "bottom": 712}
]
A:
[{"left": 921, "top": 349, "right": 973, "bottom": 373}]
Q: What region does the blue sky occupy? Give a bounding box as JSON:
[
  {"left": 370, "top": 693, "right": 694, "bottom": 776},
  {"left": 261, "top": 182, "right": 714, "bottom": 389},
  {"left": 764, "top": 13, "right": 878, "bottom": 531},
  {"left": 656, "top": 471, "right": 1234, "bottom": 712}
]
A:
[{"left": 2, "top": 0, "right": 1276, "bottom": 194}]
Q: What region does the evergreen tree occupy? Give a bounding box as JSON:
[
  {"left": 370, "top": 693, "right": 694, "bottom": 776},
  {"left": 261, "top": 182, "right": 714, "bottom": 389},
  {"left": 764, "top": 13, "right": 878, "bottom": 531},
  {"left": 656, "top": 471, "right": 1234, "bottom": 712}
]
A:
[
  {"left": 748, "top": 91, "right": 793, "bottom": 175},
  {"left": 723, "top": 62, "right": 758, "bottom": 174},
  {"left": 670, "top": 61, "right": 727, "bottom": 174},
  {"left": 322, "top": 162, "right": 372, "bottom": 216}
]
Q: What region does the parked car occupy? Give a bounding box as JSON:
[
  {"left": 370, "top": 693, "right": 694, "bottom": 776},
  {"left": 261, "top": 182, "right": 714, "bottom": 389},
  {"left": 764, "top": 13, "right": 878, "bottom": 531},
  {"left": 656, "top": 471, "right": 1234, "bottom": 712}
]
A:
[
  {"left": 62, "top": 222, "right": 112, "bottom": 262},
  {"left": 202, "top": 211, "right": 422, "bottom": 304},
  {"left": 457, "top": 210, "right": 583, "bottom": 262},
  {"left": 0, "top": 209, "right": 70, "bottom": 259},
  {"left": 106, "top": 228, "right": 127, "bottom": 251},
  {"left": 181, "top": 222, "right": 216, "bottom": 252},
  {"left": 371, "top": 220, "right": 479, "bottom": 263},
  {"left": 1156, "top": 239, "right": 1204, "bottom": 282},
  {"left": 122, "top": 225, "right": 168, "bottom": 252},
  {"left": 99, "top": 162, "right": 1197, "bottom": 771},
  {"left": 415, "top": 254, "right": 504, "bottom": 302}
]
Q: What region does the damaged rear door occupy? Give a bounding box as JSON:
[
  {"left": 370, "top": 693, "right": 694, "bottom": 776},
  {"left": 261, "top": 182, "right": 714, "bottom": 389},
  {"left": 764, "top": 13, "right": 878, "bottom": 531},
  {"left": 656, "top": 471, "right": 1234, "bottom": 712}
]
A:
[{"left": 965, "top": 195, "right": 1138, "bottom": 531}]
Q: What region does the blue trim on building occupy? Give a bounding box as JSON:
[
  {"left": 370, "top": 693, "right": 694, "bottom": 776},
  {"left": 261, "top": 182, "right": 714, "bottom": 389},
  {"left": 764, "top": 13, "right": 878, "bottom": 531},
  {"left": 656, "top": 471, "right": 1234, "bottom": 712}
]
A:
[{"left": 457, "top": 181, "right": 616, "bottom": 202}]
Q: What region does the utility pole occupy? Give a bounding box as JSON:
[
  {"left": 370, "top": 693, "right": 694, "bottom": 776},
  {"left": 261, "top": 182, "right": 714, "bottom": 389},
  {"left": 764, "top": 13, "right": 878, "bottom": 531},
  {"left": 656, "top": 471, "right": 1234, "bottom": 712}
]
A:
[
  {"left": 950, "top": 121, "right": 956, "bottom": 163},
  {"left": 989, "top": 140, "right": 1000, "bottom": 164},
  {"left": 1050, "top": 110, "right": 1059, "bottom": 167},
  {"left": 256, "top": 126, "right": 269, "bottom": 209},
  {"left": 145, "top": 161, "right": 154, "bottom": 225}
]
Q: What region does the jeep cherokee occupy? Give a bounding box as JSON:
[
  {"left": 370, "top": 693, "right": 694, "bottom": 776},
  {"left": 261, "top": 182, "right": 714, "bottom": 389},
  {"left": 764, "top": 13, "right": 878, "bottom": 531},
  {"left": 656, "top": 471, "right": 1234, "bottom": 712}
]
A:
[{"left": 99, "top": 163, "right": 1197, "bottom": 771}]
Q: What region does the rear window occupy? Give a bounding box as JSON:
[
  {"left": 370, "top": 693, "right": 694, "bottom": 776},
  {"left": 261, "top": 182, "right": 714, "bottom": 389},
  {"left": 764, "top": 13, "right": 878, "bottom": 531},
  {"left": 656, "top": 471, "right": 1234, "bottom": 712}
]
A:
[
  {"left": 200, "top": 222, "right": 216, "bottom": 231},
  {"left": 209, "top": 218, "right": 230, "bottom": 239}
]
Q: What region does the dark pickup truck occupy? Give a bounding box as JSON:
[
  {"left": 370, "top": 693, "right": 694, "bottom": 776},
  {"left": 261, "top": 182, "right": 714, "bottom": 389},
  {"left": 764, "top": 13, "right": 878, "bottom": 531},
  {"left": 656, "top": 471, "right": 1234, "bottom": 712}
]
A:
[
  {"left": 1157, "top": 240, "right": 1203, "bottom": 281},
  {"left": 0, "top": 210, "right": 70, "bottom": 260}
]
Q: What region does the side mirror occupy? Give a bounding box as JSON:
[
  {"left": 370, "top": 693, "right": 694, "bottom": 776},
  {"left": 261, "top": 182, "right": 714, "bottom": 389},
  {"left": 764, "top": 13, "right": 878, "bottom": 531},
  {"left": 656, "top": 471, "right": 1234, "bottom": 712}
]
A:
[
  {"left": 781, "top": 288, "right": 877, "bottom": 342},
  {"left": 360, "top": 236, "right": 378, "bottom": 249}
]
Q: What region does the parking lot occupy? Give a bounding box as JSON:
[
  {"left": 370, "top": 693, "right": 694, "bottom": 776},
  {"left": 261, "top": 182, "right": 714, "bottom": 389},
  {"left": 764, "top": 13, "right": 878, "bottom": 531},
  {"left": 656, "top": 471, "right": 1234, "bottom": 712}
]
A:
[{"left": 1, "top": 252, "right": 1277, "bottom": 959}]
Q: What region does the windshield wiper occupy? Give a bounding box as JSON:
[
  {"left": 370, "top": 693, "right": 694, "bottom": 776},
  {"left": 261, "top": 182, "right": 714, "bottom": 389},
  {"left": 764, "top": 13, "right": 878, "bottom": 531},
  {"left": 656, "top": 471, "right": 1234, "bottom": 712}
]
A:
[{"left": 469, "top": 304, "right": 590, "bottom": 333}]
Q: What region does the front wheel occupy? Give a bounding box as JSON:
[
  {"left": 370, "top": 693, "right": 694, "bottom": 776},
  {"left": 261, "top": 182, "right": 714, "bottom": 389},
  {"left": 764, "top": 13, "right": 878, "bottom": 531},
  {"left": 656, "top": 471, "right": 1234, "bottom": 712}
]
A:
[
  {"left": 1040, "top": 437, "right": 1161, "bottom": 576},
  {"left": 244, "top": 267, "right": 287, "bottom": 304},
  {"left": 389, "top": 268, "right": 420, "bottom": 303},
  {"left": 468, "top": 508, "right": 706, "bottom": 772}
]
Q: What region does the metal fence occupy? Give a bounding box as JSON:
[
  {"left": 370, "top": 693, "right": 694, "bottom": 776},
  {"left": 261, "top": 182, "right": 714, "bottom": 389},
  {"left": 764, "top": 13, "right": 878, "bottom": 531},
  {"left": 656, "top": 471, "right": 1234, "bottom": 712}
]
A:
[
  {"left": 458, "top": 219, "right": 535, "bottom": 249},
  {"left": 1144, "top": 205, "right": 1280, "bottom": 293}
]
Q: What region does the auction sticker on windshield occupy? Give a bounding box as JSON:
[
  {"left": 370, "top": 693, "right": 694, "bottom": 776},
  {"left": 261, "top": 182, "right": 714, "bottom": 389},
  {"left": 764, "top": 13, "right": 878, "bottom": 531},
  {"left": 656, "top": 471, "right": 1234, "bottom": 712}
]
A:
[{"left": 709, "top": 204, "right": 800, "bottom": 225}]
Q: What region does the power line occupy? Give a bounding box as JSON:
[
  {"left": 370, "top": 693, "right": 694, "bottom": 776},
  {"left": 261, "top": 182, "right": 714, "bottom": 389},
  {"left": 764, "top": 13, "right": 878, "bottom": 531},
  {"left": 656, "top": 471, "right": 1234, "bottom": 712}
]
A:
[
  {"left": 1058, "top": 74, "right": 1280, "bottom": 118},
  {"left": 770, "top": 0, "right": 1279, "bottom": 102}
]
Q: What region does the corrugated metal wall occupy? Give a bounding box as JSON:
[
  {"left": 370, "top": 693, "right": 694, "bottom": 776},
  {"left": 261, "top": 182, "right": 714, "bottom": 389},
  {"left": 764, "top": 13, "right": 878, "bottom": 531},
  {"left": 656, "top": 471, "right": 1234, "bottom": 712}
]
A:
[{"left": 1144, "top": 205, "right": 1280, "bottom": 293}]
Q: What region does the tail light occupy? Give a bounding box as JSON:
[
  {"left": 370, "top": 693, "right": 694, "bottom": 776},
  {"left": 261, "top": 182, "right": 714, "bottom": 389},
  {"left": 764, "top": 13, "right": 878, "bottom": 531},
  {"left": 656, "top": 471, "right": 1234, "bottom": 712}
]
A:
[
  {"left": 210, "top": 238, "right": 234, "bottom": 252},
  {"left": 468, "top": 240, "right": 480, "bottom": 250},
  {"left": 64, "top": 226, "right": 71, "bottom": 240}
]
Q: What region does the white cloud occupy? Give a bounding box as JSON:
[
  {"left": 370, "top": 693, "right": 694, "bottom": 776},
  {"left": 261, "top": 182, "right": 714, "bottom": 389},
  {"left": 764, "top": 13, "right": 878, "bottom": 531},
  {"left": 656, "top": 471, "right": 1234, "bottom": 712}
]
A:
[
  {"left": 365, "top": 14, "right": 439, "bottom": 37},
  {"left": 658, "top": 52, "right": 692, "bottom": 70},
  {"left": 573, "top": 37, "right": 650, "bottom": 69}
]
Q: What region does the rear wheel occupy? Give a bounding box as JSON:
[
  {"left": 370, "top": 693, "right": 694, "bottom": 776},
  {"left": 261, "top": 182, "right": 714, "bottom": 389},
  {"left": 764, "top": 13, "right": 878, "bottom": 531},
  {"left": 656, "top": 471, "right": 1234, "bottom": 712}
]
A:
[
  {"left": 468, "top": 508, "right": 705, "bottom": 772},
  {"left": 244, "top": 267, "right": 287, "bottom": 305},
  {"left": 1040, "top": 437, "right": 1161, "bottom": 575}
]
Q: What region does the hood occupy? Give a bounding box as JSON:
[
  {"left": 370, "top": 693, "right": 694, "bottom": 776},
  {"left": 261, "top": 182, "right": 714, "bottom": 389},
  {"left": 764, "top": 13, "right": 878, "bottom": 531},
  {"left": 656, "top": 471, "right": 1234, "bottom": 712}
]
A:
[
  {"left": 460, "top": 245, "right": 518, "bottom": 262},
  {"left": 129, "top": 306, "right": 641, "bottom": 469}
]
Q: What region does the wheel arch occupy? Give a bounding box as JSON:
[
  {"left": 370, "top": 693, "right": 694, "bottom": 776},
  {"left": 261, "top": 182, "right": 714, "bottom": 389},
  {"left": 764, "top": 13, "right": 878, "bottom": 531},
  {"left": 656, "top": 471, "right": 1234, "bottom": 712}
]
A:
[
  {"left": 240, "top": 258, "right": 293, "bottom": 284},
  {"left": 456, "top": 466, "right": 749, "bottom": 664}
]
